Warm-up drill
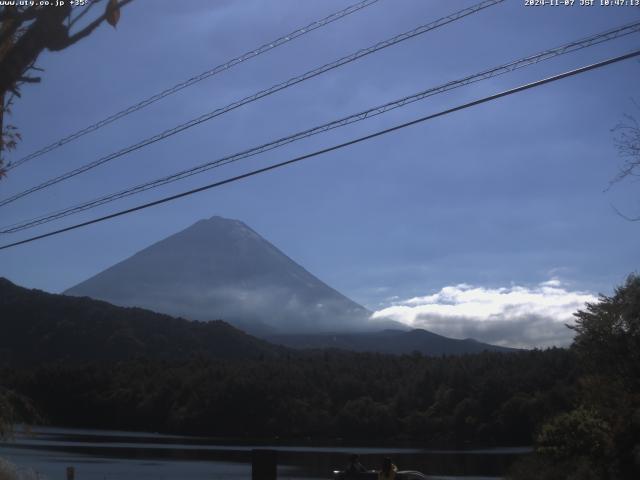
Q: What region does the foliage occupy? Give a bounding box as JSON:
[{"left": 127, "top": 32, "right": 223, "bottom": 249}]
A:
[
  {"left": 536, "top": 408, "right": 613, "bottom": 461},
  {"left": 571, "top": 274, "right": 640, "bottom": 388},
  {"left": 0, "top": 388, "right": 39, "bottom": 440},
  {"left": 0, "top": 95, "right": 19, "bottom": 178},
  {"left": 0, "top": 458, "right": 42, "bottom": 480},
  {"left": 511, "top": 275, "right": 640, "bottom": 480},
  {"left": 0, "top": 348, "right": 580, "bottom": 446}
]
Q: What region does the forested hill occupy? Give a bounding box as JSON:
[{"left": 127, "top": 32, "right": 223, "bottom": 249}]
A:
[
  {"left": 1, "top": 349, "right": 580, "bottom": 445},
  {"left": 0, "top": 277, "right": 283, "bottom": 365}
]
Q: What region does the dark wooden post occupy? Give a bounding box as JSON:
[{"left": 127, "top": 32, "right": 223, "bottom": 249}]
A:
[{"left": 252, "top": 449, "right": 277, "bottom": 480}]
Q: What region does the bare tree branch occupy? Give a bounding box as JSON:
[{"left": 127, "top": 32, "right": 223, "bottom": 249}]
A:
[
  {"left": 609, "top": 102, "right": 640, "bottom": 188},
  {"left": 0, "top": 0, "right": 133, "bottom": 97},
  {"left": 0, "top": 0, "right": 134, "bottom": 180},
  {"left": 18, "top": 75, "right": 40, "bottom": 84},
  {"left": 54, "top": 0, "right": 134, "bottom": 50},
  {"left": 610, "top": 203, "right": 640, "bottom": 222}
]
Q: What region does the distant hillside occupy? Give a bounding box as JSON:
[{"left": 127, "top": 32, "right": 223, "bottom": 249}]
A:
[
  {"left": 65, "top": 216, "right": 371, "bottom": 335},
  {"left": 0, "top": 278, "right": 282, "bottom": 365},
  {"left": 0, "top": 277, "right": 517, "bottom": 363},
  {"left": 268, "top": 329, "right": 519, "bottom": 355}
]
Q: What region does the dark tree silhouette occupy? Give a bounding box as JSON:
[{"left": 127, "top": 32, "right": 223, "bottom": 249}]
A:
[
  {"left": 571, "top": 274, "right": 640, "bottom": 391},
  {"left": 0, "top": 0, "right": 134, "bottom": 177},
  {"left": 510, "top": 275, "right": 640, "bottom": 480}
]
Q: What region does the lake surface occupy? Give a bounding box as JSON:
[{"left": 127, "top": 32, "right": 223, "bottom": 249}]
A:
[{"left": 0, "top": 426, "right": 530, "bottom": 480}]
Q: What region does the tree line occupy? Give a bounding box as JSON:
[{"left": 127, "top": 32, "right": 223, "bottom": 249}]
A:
[{"left": 1, "top": 347, "right": 578, "bottom": 447}]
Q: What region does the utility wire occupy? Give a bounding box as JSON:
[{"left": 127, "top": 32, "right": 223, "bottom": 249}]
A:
[
  {"left": 2, "top": 20, "right": 639, "bottom": 234},
  {"left": 0, "top": 0, "right": 504, "bottom": 208},
  {"left": 5, "top": 0, "right": 381, "bottom": 172},
  {"left": 1, "top": 48, "right": 638, "bottom": 252}
]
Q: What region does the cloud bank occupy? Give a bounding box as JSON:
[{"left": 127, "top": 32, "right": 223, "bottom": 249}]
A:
[{"left": 371, "top": 280, "right": 597, "bottom": 348}]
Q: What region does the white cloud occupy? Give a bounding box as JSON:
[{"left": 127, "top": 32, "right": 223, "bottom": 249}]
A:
[{"left": 371, "top": 280, "right": 597, "bottom": 348}]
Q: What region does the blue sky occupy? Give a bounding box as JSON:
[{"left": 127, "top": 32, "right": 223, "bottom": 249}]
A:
[{"left": 0, "top": 0, "right": 638, "bottom": 346}]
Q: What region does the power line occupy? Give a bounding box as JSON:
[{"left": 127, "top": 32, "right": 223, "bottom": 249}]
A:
[
  {"left": 0, "top": 0, "right": 504, "bottom": 208},
  {"left": 3, "top": 20, "right": 639, "bottom": 234},
  {"left": 5, "top": 0, "right": 381, "bottom": 172},
  {"left": 1, "top": 48, "right": 638, "bottom": 252}
]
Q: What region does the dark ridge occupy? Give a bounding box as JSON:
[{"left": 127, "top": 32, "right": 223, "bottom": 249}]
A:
[
  {"left": 0, "top": 277, "right": 284, "bottom": 366},
  {"left": 267, "top": 328, "right": 520, "bottom": 355}
]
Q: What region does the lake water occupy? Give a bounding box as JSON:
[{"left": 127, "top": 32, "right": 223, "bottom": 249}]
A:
[{"left": 0, "top": 426, "right": 530, "bottom": 480}]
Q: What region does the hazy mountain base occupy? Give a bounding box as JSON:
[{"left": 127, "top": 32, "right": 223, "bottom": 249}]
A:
[
  {"left": 0, "top": 277, "right": 284, "bottom": 365},
  {"left": 268, "top": 330, "right": 518, "bottom": 355}
]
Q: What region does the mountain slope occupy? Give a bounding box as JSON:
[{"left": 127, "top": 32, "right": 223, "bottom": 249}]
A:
[
  {"left": 65, "top": 216, "right": 371, "bottom": 334},
  {"left": 0, "top": 277, "right": 282, "bottom": 365},
  {"left": 268, "top": 329, "right": 519, "bottom": 355}
]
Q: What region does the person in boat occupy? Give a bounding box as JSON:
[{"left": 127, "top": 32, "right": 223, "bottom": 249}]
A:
[
  {"left": 345, "top": 454, "right": 367, "bottom": 476},
  {"left": 378, "top": 457, "right": 397, "bottom": 480}
]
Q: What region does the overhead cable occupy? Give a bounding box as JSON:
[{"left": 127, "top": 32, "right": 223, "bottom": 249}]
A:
[
  {"left": 3, "top": 20, "right": 639, "bottom": 234},
  {"left": 5, "top": 0, "right": 381, "bottom": 171},
  {"left": 1, "top": 48, "right": 638, "bottom": 251},
  {"left": 0, "top": 0, "right": 504, "bottom": 207}
]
